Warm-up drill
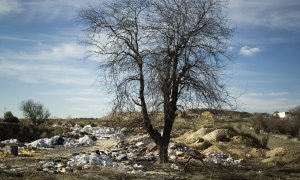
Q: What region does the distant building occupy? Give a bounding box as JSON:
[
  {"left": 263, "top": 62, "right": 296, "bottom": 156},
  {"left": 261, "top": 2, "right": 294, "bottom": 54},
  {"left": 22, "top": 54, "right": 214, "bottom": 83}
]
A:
[{"left": 273, "top": 112, "right": 291, "bottom": 118}]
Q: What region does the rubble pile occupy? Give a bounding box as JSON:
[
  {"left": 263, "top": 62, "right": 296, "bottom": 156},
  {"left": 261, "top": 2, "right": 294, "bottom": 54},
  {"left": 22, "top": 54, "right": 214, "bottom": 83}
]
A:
[
  {"left": 0, "top": 139, "right": 21, "bottom": 145},
  {"left": 67, "top": 153, "right": 114, "bottom": 168},
  {"left": 70, "top": 124, "right": 125, "bottom": 140},
  {"left": 25, "top": 136, "right": 65, "bottom": 148},
  {"left": 25, "top": 134, "right": 95, "bottom": 149},
  {"left": 36, "top": 152, "right": 146, "bottom": 174},
  {"left": 204, "top": 152, "right": 243, "bottom": 166},
  {"left": 0, "top": 124, "right": 249, "bottom": 176},
  {"left": 24, "top": 124, "right": 127, "bottom": 149},
  {"left": 64, "top": 135, "right": 95, "bottom": 147},
  {"left": 107, "top": 135, "right": 158, "bottom": 163}
]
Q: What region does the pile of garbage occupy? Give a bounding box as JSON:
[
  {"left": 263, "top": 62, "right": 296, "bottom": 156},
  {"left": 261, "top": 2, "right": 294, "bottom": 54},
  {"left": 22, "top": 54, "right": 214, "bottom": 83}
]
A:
[
  {"left": 69, "top": 124, "right": 125, "bottom": 140},
  {"left": 24, "top": 124, "right": 126, "bottom": 149},
  {"left": 0, "top": 124, "right": 247, "bottom": 175},
  {"left": 25, "top": 135, "right": 95, "bottom": 149},
  {"left": 0, "top": 139, "right": 22, "bottom": 146},
  {"left": 37, "top": 152, "right": 146, "bottom": 174},
  {"left": 67, "top": 153, "right": 114, "bottom": 168},
  {"left": 204, "top": 152, "right": 244, "bottom": 166}
]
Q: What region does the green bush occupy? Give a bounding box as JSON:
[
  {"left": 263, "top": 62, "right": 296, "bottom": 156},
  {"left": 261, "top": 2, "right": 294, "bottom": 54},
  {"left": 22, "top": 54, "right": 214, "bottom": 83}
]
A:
[
  {"left": 3, "top": 111, "right": 19, "bottom": 123},
  {"left": 250, "top": 113, "right": 300, "bottom": 137}
]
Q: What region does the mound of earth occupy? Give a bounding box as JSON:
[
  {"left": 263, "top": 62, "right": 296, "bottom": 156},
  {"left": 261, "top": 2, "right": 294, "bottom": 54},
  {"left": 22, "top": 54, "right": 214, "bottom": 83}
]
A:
[
  {"left": 176, "top": 127, "right": 213, "bottom": 144},
  {"left": 202, "top": 129, "right": 236, "bottom": 142},
  {"left": 176, "top": 127, "right": 238, "bottom": 145},
  {"left": 262, "top": 147, "right": 300, "bottom": 165},
  {"left": 231, "top": 135, "right": 263, "bottom": 148}
]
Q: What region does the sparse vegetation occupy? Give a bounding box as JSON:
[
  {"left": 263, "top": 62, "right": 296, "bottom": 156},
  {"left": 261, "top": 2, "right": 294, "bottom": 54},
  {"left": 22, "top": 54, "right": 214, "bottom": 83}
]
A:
[
  {"left": 20, "top": 100, "right": 50, "bottom": 126},
  {"left": 0, "top": 109, "right": 300, "bottom": 179},
  {"left": 250, "top": 113, "right": 300, "bottom": 138},
  {"left": 3, "top": 111, "right": 19, "bottom": 123}
]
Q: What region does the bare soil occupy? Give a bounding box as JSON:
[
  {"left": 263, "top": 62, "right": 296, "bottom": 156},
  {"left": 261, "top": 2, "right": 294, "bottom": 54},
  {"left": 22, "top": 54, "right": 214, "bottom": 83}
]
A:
[{"left": 1, "top": 115, "right": 300, "bottom": 179}]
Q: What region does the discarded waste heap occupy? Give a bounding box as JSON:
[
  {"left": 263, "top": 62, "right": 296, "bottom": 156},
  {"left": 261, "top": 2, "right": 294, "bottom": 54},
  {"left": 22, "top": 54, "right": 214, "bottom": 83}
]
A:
[{"left": 0, "top": 124, "right": 252, "bottom": 175}]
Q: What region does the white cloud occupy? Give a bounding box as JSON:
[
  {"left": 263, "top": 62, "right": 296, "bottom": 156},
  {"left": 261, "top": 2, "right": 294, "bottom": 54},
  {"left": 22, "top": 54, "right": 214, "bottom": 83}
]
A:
[
  {"left": 246, "top": 92, "right": 289, "bottom": 97},
  {"left": 0, "top": 42, "right": 96, "bottom": 85},
  {"left": 228, "top": 0, "right": 300, "bottom": 31},
  {"left": 239, "top": 46, "right": 261, "bottom": 57},
  {"left": 0, "top": 0, "right": 21, "bottom": 16},
  {"left": 15, "top": 0, "right": 102, "bottom": 21}
]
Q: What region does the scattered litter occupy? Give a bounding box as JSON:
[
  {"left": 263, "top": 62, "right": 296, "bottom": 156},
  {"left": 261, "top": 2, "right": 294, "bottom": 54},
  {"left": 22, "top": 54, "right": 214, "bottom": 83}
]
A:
[
  {"left": 116, "top": 154, "right": 127, "bottom": 161},
  {"left": 204, "top": 152, "right": 243, "bottom": 166},
  {"left": 135, "top": 141, "right": 144, "bottom": 147},
  {"left": 70, "top": 125, "right": 124, "bottom": 140},
  {"left": 67, "top": 153, "right": 114, "bottom": 168},
  {"left": 171, "top": 163, "right": 179, "bottom": 170},
  {"left": 0, "top": 139, "right": 21, "bottom": 145}
]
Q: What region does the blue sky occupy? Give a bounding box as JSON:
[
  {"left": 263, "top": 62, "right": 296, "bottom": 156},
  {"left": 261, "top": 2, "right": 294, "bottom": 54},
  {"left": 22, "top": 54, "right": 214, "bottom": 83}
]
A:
[{"left": 0, "top": 0, "right": 300, "bottom": 118}]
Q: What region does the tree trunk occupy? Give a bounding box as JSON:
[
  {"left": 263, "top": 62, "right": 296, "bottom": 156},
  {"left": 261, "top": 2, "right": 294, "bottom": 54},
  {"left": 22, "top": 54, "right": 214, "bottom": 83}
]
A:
[{"left": 158, "top": 137, "right": 169, "bottom": 163}]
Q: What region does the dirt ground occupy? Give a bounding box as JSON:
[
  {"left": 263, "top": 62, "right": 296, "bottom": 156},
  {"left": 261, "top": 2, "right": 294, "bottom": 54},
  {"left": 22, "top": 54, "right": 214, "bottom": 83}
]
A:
[
  {"left": 1, "top": 138, "right": 300, "bottom": 180},
  {"left": 1, "top": 115, "right": 300, "bottom": 179}
]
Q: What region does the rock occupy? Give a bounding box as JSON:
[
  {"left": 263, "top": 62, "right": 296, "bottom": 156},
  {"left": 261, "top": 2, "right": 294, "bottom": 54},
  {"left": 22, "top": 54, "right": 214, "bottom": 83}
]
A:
[{"left": 116, "top": 154, "right": 127, "bottom": 161}]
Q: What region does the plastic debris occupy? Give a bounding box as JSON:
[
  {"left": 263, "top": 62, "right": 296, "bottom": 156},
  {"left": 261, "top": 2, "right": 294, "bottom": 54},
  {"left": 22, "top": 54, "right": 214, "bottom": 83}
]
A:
[
  {"left": 67, "top": 153, "right": 114, "bottom": 168},
  {"left": 204, "top": 152, "right": 243, "bottom": 166},
  {"left": 0, "top": 139, "right": 20, "bottom": 145},
  {"left": 70, "top": 125, "right": 124, "bottom": 140},
  {"left": 64, "top": 135, "right": 94, "bottom": 147},
  {"left": 25, "top": 136, "right": 65, "bottom": 148}
]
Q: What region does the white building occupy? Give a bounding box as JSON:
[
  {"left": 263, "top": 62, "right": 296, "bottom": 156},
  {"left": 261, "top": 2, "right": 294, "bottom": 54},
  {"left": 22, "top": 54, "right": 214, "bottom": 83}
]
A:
[{"left": 273, "top": 112, "right": 291, "bottom": 118}]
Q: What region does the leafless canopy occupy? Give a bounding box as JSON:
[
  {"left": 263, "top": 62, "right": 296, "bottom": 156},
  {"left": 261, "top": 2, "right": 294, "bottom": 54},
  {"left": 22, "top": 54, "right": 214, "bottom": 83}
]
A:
[{"left": 79, "top": 0, "right": 234, "bottom": 162}]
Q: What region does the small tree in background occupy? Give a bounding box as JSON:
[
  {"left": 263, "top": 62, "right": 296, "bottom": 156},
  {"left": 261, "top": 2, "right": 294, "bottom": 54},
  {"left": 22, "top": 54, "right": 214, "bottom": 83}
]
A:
[
  {"left": 3, "top": 111, "right": 19, "bottom": 123},
  {"left": 290, "top": 105, "right": 300, "bottom": 120},
  {"left": 20, "top": 100, "right": 50, "bottom": 126}
]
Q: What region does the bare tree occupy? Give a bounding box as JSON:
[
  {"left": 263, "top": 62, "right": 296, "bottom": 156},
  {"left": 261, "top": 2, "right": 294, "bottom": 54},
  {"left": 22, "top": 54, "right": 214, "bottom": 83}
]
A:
[
  {"left": 290, "top": 105, "right": 300, "bottom": 119},
  {"left": 79, "top": 0, "right": 234, "bottom": 163},
  {"left": 20, "top": 100, "right": 50, "bottom": 126}
]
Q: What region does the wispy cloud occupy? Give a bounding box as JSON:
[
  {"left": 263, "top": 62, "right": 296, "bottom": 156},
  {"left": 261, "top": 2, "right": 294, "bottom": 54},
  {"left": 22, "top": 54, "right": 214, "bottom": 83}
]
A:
[
  {"left": 10, "top": 0, "right": 102, "bottom": 21},
  {"left": 239, "top": 46, "right": 261, "bottom": 57},
  {"left": 0, "top": 42, "right": 95, "bottom": 85},
  {"left": 228, "top": 0, "right": 300, "bottom": 31},
  {"left": 246, "top": 92, "right": 289, "bottom": 97},
  {"left": 0, "top": 35, "right": 39, "bottom": 42},
  {"left": 0, "top": 0, "right": 21, "bottom": 16}
]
